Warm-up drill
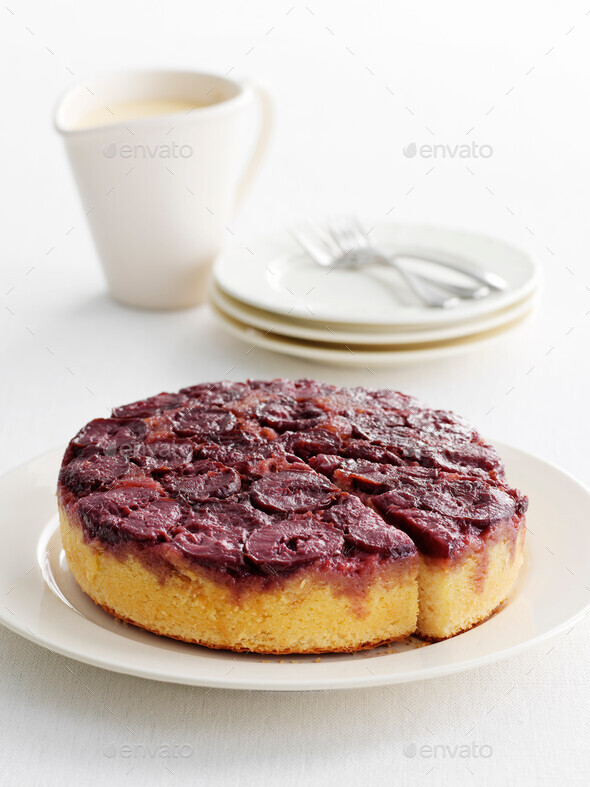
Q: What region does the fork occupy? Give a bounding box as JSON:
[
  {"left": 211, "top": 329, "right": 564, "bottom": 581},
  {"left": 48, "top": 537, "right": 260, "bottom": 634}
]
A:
[
  {"left": 293, "top": 222, "right": 458, "bottom": 309},
  {"left": 343, "top": 216, "right": 508, "bottom": 290},
  {"left": 294, "top": 218, "right": 498, "bottom": 309}
]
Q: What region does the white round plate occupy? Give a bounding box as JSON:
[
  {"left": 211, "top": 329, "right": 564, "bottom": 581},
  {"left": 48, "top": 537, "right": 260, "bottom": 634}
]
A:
[
  {"left": 211, "top": 281, "right": 539, "bottom": 346},
  {"left": 211, "top": 300, "right": 535, "bottom": 367},
  {"left": 1, "top": 444, "right": 589, "bottom": 691},
  {"left": 213, "top": 223, "right": 540, "bottom": 327}
]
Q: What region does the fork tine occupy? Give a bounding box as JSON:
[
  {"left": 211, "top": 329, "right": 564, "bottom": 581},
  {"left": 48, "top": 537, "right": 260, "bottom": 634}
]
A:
[
  {"left": 342, "top": 216, "right": 365, "bottom": 248},
  {"left": 350, "top": 215, "right": 370, "bottom": 244},
  {"left": 329, "top": 215, "right": 364, "bottom": 250},
  {"left": 328, "top": 216, "right": 362, "bottom": 255},
  {"left": 313, "top": 221, "right": 343, "bottom": 258},
  {"left": 291, "top": 227, "right": 333, "bottom": 266},
  {"left": 325, "top": 219, "right": 351, "bottom": 256},
  {"left": 294, "top": 223, "right": 340, "bottom": 266}
]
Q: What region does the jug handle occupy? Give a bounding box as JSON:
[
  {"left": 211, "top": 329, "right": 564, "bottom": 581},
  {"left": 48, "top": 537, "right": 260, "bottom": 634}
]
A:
[{"left": 235, "top": 80, "right": 274, "bottom": 208}]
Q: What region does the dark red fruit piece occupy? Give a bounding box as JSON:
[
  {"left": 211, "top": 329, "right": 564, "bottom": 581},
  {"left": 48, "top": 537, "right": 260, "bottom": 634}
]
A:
[
  {"left": 198, "top": 435, "right": 287, "bottom": 478},
  {"left": 179, "top": 381, "right": 249, "bottom": 405},
  {"left": 333, "top": 460, "right": 404, "bottom": 495},
  {"left": 245, "top": 515, "right": 344, "bottom": 570},
  {"left": 111, "top": 392, "right": 187, "bottom": 418},
  {"left": 164, "top": 460, "right": 241, "bottom": 504},
  {"left": 134, "top": 438, "right": 194, "bottom": 473},
  {"left": 308, "top": 454, "right": 343, "bottom": 479},
  {"left": 282, "top": 429, "right": 342, "bottom": 460},
  {"left": 257, "top": 399, "right": 325, "bottom": 432},
  {"left": 376, "top": 507, "right": 465, "bottom": 558},
  {"left": 249, "top": 469, "right": 337, "bottom": 514},
  {"left": 59, "top": 454, "right": 129, "bottom": 496},
  {"left": 101, "top": 485, "right": 161, "bottom": 513},
  {"left": 173, "top": 408, "right": 236, "bottom": 438},
  {"left": 117, "top": 500, "right": 183, "bottom": 541},
  {"left": 77, "top": 486, "right": 163, "bottom": 542},
  {"left": 349, "top": 411, "right": 407, "bottom": 441},
  {"left": 340, "top": 440, "right": 401, "bottom": 465},
  {"left": 182, "top": 500, "right": 270, "bottom": 533},
  {"left": 322, "top": 497, "right": 415, "bottom": 557},
  {"left": 426, "top": 481, "right": 514, "bottom": 526},
  {"left": 71, "top": 418, "right": 148, "bottom": 454},
  {"left": 173, "top": 526, "right": 246, "bottom": 570}
]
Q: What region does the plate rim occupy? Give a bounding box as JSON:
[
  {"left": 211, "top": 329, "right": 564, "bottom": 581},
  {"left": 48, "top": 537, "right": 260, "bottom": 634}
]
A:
[
  {"left": 1, "top": 443, "right": 589, "bottom": 691},
  {"left": 210, "top": 299, "right": 536, "bottom": 367},
  {"left": 211, "top": 280, "right": 540, "bottom": 346}
]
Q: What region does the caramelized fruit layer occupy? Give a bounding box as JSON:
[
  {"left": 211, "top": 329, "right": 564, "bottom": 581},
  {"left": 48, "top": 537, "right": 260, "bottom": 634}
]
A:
[{"left": 58, "top": 379, "right": 527, "bottom": 582}]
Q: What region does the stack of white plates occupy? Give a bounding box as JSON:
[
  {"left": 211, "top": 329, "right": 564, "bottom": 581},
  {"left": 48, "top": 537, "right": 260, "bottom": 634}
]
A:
[{"left": 211, "top": 223, "right": 541, "bottom": 366}]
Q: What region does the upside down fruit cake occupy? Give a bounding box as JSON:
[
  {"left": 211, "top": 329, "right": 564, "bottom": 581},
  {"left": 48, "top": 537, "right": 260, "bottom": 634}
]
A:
[{"left": 57, "top": 379, "right": 527, "bottom": 653}]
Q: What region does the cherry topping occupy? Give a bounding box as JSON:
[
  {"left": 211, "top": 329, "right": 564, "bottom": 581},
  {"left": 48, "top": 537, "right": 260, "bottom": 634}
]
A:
[
  {"left": 249, "top": 469, "right": 337, "bottom": 514},
  {"left": 71, "top": 418, "right": 147, "bottom": 454},
  {"left": 323, "top": 497, "right": 415, "bottom": 557},
  {"left": 173, "top": 408, "right": 236, "bottom": 438},
  {"left": 59, "top": 453, "right": 129, "bottom": 496},
  {"left": 135, "top": 439, "right": 194, "bottom": 473},
  {"left": 257, "top": 399, "right": 325, "bottom": 432},
  {"left": 61, "top": 379, "right": 527, "bottom": 569},
  {"left": 173, "top": 526, "right": 246, "bottom": 570},
  {"left": 111, "top": 392, "right": 187, "bottom": 418},
  {"left": 164, "top": 460, "right": 241, "bottom": 503},
  {"left": 245, "top": 516, "right": 344, "bottom": 570}
]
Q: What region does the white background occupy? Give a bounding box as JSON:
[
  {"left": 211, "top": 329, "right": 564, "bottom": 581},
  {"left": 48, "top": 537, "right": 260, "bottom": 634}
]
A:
[{"left": 1, "top": 1, "right": 589, "bottom": 784}]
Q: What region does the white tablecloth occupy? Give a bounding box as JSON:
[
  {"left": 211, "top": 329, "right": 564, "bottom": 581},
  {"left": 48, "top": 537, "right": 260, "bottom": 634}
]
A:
[{"left": 2, "top": 1, "right": 589, "bottom": 783}]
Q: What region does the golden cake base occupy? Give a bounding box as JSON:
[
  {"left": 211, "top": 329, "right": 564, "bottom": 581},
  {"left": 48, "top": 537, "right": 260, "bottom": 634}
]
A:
[
  {"left": 59, "top": 506, "right": 419, "bottom": 654},
  {"left": 59, "top": 505, "right": 525, "bottom": 653},
  {"left": 416, "top": 529, "right": 526, "bottom": 639}
]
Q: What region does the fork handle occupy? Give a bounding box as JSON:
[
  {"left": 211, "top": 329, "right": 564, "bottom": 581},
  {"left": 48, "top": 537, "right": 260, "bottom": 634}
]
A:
[
  {"left": 414, "top": 274, "right": 489, "bottom": 300},
  {"left": 377, "top": 255, "right": 459, "bottom": 309},
  {"left": 391, "top": 249, "right": 507, "bottom": 291}
]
